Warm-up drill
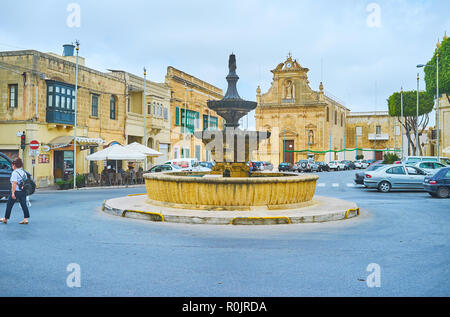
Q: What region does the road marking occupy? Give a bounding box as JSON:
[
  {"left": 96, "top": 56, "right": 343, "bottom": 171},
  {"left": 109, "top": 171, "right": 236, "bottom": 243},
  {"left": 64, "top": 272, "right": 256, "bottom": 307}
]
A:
[
  {"left": 332, "top": 183, "right": 340, "bottom": 187},
  {"left": 347, "top": 183, "right": 356, "bottom": 187},
  {"left": 317, "top": 183, "right": 326, "bottom": 187}
]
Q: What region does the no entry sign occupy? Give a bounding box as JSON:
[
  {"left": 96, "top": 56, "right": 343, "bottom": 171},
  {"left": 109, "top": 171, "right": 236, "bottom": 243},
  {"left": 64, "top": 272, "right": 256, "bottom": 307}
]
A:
[{"left": 30, "top": 140, "right": 40, "bottom": 150}]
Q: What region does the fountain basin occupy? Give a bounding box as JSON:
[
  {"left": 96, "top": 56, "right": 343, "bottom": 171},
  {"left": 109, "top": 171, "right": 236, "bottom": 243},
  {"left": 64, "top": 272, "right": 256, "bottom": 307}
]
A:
[{"left": 144, "top": 172, "right": 319, "bottom": 211}]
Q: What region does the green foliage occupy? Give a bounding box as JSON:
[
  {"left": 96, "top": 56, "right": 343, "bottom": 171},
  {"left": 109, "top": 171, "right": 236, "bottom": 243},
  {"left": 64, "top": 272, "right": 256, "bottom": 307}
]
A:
[
  {"left": 68, "top": 174, "right": 85, "bottom": 187},
  {"left": 356, "top": 155, "right": 364, "bottom": 160},
  {"left": 383, "top": 153, "right": 400, "bottom": 164},
  {"left": 424, "top": 37, "right": 449, "bottom": 96},
  {"left": 388, "top": 90, "right": 435, "bottom": 117}
]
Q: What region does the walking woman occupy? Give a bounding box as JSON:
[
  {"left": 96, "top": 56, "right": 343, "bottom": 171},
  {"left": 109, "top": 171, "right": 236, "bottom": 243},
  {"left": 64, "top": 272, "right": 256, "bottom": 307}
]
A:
[{"left": 1, "top": 158, "right": 30, "bottom": 224}]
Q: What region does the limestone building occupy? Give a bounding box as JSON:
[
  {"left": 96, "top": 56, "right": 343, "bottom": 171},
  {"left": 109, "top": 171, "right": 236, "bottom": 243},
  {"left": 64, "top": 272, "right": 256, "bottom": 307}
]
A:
[
  {"left": 165, "top": 66, "right": 223, "bottom": 161},
  {"left": 255, "top": 54, "right": 349, "bottom": 166},
  {"left": 108, "top": 70, "right": 171, "bottom": 165},
  {"left": 345, "top": 111, "right": 402, "bottom": 161},
  {"left": 434, "top": 94, "right": 450, "bottom": 158},
  {"left": 0, "top": 47, "right": 126, "bottom": 187}
]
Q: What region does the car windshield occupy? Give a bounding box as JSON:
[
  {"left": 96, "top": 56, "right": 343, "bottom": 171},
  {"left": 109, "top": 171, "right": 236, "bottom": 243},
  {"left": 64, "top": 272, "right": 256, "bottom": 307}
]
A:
[
  {"left": 171, "top": 164, "right": 182, "bottom": 169},
  {"left": 367, "top": 165, "right": 383, "bottom": 171}
]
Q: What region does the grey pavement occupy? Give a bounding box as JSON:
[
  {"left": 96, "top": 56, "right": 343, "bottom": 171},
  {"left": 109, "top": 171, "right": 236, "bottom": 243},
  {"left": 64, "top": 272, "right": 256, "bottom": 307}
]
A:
[{"left": 0, "top": 170, "right": 449, "bottom": 297}]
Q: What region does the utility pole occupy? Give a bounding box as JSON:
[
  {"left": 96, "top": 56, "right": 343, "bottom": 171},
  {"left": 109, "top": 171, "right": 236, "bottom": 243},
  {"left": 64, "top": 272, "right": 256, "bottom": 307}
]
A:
[
  {"left": 436, "top": 51, "right": 440, "bottom": 161},
  {"left": 401, "top": 87, "right": 404, "bottom": 158},
  {"left": 416, "top": 73, "right": 420, "bottom": 156},
  {"left": 143, "top": 67, "right": 147, "bottom": 169},
  {"left": 73, "top": 41, "right": 80, "bottom": 189}
]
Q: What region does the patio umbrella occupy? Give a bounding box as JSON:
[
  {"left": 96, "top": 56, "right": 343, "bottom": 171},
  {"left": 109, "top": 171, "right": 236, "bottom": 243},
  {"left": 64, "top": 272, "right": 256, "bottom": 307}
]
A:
[
  {"left": 86, "top": 144, "right": 146, "bottom": 161},
  {"left": 123, "top": 142, "right": 163, "bottom": 157}
]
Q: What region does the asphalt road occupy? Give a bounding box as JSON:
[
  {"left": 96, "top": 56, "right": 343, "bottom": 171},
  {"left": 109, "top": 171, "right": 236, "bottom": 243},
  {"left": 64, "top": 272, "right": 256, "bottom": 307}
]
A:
[{"left": 0, "top": 170, "right": 449, "bottom": 297}]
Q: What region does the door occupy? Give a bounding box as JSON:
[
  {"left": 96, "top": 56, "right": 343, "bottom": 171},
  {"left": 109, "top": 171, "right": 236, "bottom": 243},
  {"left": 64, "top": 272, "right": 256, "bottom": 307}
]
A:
[
  {"left": 54, "top": 151, "right": 64, "bottom": 180},
  {"left": 284, "top": 140, "right": 294, "bottom": 164},
  {"left": 385, "top": 166, "right": 409, "bottom": 188},
  {"left": 405, "top": 166, "right": 426, "bottom": 189},
  {"left": 375, "top": 151, "right": 383, "bottom": 161}
]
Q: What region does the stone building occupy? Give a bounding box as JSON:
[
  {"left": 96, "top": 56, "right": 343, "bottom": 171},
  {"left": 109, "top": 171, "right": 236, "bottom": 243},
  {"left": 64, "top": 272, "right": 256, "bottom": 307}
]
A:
[
  {"left": 432, "top": 94, "right": 450, "bottom": 158},
  {"left": 345, "top": 111, "right": 402, "bottom": 161},
  {"left": 255, "top": 54, "right": 349, "bottom": 166},
  {"left": 0, "top": 46, "right": 126, "bottom": 187},
  {"left": 165, "top": 66, "right": 223, "bottom": 161},
  {"left": 108, "top": 70, "right": 171, "bottom": 166}
]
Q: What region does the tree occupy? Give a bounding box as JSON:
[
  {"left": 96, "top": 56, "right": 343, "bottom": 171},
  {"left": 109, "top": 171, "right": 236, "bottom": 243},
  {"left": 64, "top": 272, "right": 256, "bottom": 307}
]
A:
[
  {"left": 424, "top": 35, "right": 449, "bottom": 102},
  {"left": 388, "top": 91, "right": 434, "bottom": 156}
]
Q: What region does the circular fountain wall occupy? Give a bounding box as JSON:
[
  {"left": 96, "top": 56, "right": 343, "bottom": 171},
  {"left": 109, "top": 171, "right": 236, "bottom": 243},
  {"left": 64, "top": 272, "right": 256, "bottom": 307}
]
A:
[{"left": 144, "top": 172, "right": 319, "bottom": 211}]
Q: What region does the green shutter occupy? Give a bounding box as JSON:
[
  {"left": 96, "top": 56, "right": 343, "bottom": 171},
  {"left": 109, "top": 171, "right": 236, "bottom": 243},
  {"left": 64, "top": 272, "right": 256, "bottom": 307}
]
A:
[{"left": 175, "top": 107, "right": 179, "bottom": 125}]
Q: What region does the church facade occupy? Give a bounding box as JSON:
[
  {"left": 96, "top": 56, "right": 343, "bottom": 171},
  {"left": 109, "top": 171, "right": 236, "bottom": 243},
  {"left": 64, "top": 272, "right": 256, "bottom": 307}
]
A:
[{"left": 255, "top": 55, "right": 349, "bottom": 166}]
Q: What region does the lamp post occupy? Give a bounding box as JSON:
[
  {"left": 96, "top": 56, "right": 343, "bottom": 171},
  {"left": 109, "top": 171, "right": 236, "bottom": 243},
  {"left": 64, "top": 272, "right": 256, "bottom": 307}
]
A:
[
  {"left": 73, "top": 40, "right": 80, "bottom": 189},
  {"left": 400, "top": 87, "right": 404, "bottom": 158},
  {"left": 417, "top": 50, "right": 439, "bottom": 159},
  {"left": 416, "top": 73, "right": 420, "bottom": 156},
  {"left": 143, "top": 67, "right": 147, "bottom": 169}
]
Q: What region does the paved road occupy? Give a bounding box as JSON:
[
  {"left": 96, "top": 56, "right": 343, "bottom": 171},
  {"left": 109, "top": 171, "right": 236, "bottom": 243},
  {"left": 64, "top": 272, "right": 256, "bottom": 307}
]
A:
[{"left": 0, "top": 170, "right": 449, "bottom": 297}]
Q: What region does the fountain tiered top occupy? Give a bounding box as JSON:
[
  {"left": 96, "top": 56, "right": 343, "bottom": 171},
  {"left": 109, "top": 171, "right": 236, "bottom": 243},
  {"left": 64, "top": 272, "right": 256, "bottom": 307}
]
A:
[{"left": 207, "top": 54, "right": 258, "bottom": 128}]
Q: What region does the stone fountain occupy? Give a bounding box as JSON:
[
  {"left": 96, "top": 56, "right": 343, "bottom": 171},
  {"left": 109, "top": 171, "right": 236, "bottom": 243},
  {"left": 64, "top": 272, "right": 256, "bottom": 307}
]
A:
[{"left": 102, "top": 55, "right": 359, "bottom": 225}]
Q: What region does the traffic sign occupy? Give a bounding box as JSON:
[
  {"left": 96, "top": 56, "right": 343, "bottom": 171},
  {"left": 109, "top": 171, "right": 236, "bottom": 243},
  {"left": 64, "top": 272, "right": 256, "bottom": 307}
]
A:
[
  {"left": 29, "top": 149, "right": 40, "bottom": 157},
  {"left": 30, "top": 140, "right": 40, "bottom": 150}
]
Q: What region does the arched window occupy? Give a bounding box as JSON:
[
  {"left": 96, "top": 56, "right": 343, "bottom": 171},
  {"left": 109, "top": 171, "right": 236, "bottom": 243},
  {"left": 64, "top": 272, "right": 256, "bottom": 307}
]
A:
[{"left": 110, "top": 95, "right": 117, "bottom": 120}]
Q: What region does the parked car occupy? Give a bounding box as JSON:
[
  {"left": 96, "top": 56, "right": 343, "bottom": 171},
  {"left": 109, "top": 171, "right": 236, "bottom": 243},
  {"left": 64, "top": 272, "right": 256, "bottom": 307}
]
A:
[
  {"left": 400, "top": 156, "right": 448, "bottom": 165},
  {"left": 164, "top": 158, "right": 211, "bottom": 172},
  {"left": 341, "top": 160, "right": 356, "bottom": 170},
  {"left": 413, "top": 161, "right": 446, "bottom": 175},
  {"left": 354, "top": 164, "right": 384, "bottom": 185},
  {"left": 261, "top": 161, "right": 274, "bottom": 171},
  {"left": 0, "top": 152, "right": 36, "bottom": 199},
  {"left": 354, "top": 160, "right": 370, "bottom": 169},
  {"left": 199, "top": 161, "right": 215, "bottom": 169},
  {"left": 424, "top": 167, "right": 450, "bottom": 198},
  {"left": 295, "top": 160, "right": 319, "bottom": 173},
  {"left": 364, "top": 164, "right": 429, "bottom": 193},
  {"left": 328, "top": 161, "right": 346, "bottom": 171},
  {"left": 278, "top": 162, "right": 294, "bottom": 172},
  {"left": 316, "top": 161, "right": 330, "bottom": 172},
  {"left": 147, "top": 164, "right": 183, "bottom": 173},
  {"left": 371, "top": 160, "right": 384, "bottom": 166},
  {"left": 252, "top": 161, "right": 264, "bottom": 171}
]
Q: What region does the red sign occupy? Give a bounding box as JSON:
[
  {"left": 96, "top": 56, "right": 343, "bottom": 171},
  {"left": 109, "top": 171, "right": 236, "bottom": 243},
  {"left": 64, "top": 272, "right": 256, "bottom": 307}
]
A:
[{"left": 30, "top": 140, "right": 40, "bottom": 150}]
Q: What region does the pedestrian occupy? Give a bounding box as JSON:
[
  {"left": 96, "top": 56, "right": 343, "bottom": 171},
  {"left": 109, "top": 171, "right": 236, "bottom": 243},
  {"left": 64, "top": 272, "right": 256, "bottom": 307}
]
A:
[{"left": 1, "top": 158, "right": 30, "bottom": 225}]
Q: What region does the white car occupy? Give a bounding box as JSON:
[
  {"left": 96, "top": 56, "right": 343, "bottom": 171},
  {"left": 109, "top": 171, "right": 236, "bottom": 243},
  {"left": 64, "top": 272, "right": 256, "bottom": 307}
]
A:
[
  {"left": 164, "top": 158, "right": 211, "bottom": 172},
  {"left": 328, "top": 161, "right": 346, "bottom": 171},
  {"left": 413, "top": 161, "right": 446, "bottom": 175},
  {"left": 354, "top": 160, "right": 370, "bottom": 169}
]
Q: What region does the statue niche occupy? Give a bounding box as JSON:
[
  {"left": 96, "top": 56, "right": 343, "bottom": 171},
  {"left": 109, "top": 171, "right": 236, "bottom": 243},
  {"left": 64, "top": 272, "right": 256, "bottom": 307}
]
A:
[{"left": 283, "top": 79, "right": 294, "bottom": 100}]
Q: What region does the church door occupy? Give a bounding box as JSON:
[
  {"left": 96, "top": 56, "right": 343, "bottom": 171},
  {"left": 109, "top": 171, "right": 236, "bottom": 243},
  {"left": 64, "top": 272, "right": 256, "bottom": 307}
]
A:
[{"left": 284, "top": 140, "right": 295, "bottom": 164}]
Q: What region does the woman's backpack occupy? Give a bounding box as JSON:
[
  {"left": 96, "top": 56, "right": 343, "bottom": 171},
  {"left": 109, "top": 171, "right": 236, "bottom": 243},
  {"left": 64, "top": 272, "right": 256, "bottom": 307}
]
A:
[{"left": 17, "top": 170, "right": 34, "bottom": 196}]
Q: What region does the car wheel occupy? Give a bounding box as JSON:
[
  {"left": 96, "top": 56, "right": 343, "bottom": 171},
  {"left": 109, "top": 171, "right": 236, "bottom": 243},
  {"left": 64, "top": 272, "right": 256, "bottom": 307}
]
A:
[
  {"left": 378, "top": 181, "right": 391, "bottom": 193},
  {"left": 436, "top": 187, "right": 450, "bottom": 198}
]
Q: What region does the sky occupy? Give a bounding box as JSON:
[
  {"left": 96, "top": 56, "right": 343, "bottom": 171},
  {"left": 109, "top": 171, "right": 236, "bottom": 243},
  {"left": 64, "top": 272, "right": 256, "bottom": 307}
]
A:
[{"left": 1, "top": 0, "right": 448, "bottom": 128}]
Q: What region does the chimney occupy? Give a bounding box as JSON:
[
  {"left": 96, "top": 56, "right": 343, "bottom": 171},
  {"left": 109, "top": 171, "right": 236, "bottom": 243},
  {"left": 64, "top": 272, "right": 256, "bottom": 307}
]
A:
[{"left": 63, "top": 44, "right": 75, "bottom": 57}]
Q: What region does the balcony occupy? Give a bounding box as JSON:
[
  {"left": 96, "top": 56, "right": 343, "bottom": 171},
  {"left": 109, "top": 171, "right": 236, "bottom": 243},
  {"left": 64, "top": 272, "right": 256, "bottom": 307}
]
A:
[
  {"left": 46, "top": 108, "right": 74, "bottom": 125},
  {"left": 148, "top": 116, "right": 165, "bottom": 131},
  {"left": 368, "top": 133, "right": 389, "bottom": 141}
]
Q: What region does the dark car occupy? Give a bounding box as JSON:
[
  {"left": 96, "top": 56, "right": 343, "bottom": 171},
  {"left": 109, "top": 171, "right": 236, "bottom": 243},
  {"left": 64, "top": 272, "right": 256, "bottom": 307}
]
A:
[
  {"left": 354, "top": 164, "right": 384, "bottom": 185},
  {"left": 341, "top": 160, "right": 356, "bottom": 170},
  {"left": 278, "top": 162, "right": 294, "bottom": 172},
  {"left": 253, "top": 161, "right": 264, "bottom": 171},
  {"left": 0, "top": 152, "right": 36, "bottom": 199},
  {"left": 424, "top": 167, "right": 450, "bottom": 198},
  {"left": 316, "top": 162, "right": 330, "bottom": 172}
]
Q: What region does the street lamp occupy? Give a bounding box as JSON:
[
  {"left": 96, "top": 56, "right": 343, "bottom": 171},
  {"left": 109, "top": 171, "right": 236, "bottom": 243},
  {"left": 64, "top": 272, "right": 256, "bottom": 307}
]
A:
[
  {"left": 73, "top": 40, "right": 80, "bottom": 189},
  {"left": 417, "top": 52, "right": 439, "bottom": 160},
  {"left": 416, "top": 73, "right": 419, "bottom": 156},
  {"left": 143, "top": 67, "right": 147, "bottom": 169}
]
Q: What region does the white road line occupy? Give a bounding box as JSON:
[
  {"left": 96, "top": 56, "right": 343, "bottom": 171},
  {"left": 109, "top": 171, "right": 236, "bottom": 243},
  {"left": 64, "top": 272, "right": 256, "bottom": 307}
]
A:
[
  {"left": 332, "top": 183, "right": 340, "bottom": 188},
  {"left": 347, "top": 183, "right": 355, "bottom": 187},
  {"left": 317, "top": 183, "right": 326, "bottom": 187}
]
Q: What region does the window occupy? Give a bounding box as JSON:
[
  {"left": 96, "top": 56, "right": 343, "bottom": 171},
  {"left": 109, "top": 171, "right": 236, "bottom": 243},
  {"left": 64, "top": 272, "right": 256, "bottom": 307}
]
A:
[
  {"left": 147, "top": 103, "right": 151, "bottom": 115},
  {"left": 406, "top": 167, "right": 422, "bottom": 175},
  {"left": 110, "top": 95, "right": 117, "bottom": 120},
  {"left": 46, "top": 81, "right": 76, "bottom": 124},
  {"left": 334, "top": 110, "right": 337, "bottom": 125},
  {"left": 386, "top": 166, "right": 406, "bottom": 175},
  {"left": 163, "top": 107, "right": 168, "bottom": 120},
  {"left": 8, "top": 84, "right": 18, "bottom": 108},
  {"left": 326, "top": 107, "right": 329, "bottom": 122},
  {"left": 376, "top": 126, "right": 381, "bottom": 134},
  {"left": 180, "top": 109, "right": 198, "bottom": 134},
  {"left": 175, "top": 107, "right": 180, "bottom": 125},
  {"left": 356, "top": 127, "right": 362, "bottom": 136},
  {"left": 0, "top": 156, "right": 12, "bottom": 171},
  {"left": 91, "top": 95, "right": 99, "bottom": 117},
  {"left": 341, "top": 113, "right": 344, "bottom": 127}
]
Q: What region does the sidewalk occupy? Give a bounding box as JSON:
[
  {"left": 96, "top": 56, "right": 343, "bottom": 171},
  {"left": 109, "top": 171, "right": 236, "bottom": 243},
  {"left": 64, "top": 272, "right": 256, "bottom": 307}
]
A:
[{"left": 36, "top": 184, "right": 145, "bottom": 193}]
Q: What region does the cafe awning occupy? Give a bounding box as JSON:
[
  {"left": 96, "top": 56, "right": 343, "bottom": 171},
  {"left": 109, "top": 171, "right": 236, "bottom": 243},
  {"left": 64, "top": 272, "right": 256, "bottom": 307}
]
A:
[{"left": 48, "top": 136, "right": 106, "bottom": 150}]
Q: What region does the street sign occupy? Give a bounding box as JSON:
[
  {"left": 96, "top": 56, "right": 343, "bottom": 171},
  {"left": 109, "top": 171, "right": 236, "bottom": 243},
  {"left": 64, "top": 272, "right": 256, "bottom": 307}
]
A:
[
  {"left": 29, "top": 149, "right": 40, "bottom": 157},
  {"left": 30, "top": 140, "right": 40, "bottom": 150}
]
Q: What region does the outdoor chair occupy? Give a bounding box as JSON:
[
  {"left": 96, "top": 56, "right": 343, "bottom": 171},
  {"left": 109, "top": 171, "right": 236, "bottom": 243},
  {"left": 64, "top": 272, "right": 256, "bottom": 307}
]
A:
[
  {"left": 116, "top": 173, "right": 123, "bottom": 186},
  {"left": 108, "top": 172, "right": 116, "bottom": 186}
]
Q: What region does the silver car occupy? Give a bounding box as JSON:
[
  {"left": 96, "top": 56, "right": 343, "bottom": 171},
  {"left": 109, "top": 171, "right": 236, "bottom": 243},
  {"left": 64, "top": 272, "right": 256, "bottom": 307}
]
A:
[
  {"left": 413, "top": 161, "right": 446, "bottom": 175},
  {"left": 364, "top": 165, "right": 430, "bottom": 193}
]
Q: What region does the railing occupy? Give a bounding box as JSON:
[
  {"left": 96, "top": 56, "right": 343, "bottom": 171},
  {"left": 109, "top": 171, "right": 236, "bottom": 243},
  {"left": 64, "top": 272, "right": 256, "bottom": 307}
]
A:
[{"left": 46, "top": 108, "right": 74, "bottom": 125}]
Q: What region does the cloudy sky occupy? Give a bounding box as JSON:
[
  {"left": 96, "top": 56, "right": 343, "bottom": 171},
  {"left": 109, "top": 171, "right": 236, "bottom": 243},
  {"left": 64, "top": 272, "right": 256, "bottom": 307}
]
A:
[{"left": 1, "top": 0, "right": 448, "bottom": 127}]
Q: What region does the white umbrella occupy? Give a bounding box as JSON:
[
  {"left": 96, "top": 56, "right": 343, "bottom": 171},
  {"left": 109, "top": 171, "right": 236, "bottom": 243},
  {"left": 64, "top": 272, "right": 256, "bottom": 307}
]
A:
[
  {"left": 124, "top": 142, "right": 163, "bottom": 157},
  {"left": 443, "top": 147, "right": 450, "bottom": 155},
  {"left": 86, "top": 144, "right": 146, "bottom": 161}
]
